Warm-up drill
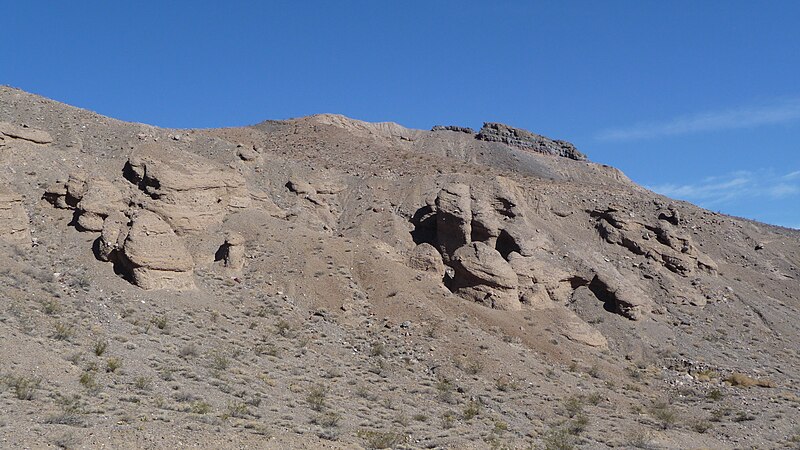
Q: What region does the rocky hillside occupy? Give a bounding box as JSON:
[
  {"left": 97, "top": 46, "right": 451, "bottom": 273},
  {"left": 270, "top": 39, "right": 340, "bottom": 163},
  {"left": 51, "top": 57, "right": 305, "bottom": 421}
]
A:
[{"left": 0, "top": 86, "right": 798, "bottom": 449}]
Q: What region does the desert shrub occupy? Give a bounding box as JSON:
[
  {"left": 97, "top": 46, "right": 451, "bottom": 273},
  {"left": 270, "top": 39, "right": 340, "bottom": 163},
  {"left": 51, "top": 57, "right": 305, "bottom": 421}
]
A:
[
  {"left": 134, "top": 376, "right": 152, "bottom": 390},
  {"left": 209, "top": 351, "right": 230, "bottom": 371},
  {"left": 462, "top": 401, "right": 480, "bottom": 420},
  {"left": 370, "top": 342, "right": 386, "bottom": 357},
  {"left": 495, "top": 376, "right": 518, "bottom": 392},
  {"left": 563, "top": 395, "right": 584, "bottom": 417},
  {"left": 53, "top": 321, "right": 75, "bottom": 341},
  {"left": 151, "top": 315, "right": 169, "bottom": 331},
  {"left": 707, "top": 389, "right": 724, "bottom": 400},
  {"left": 275, "top": 320, "right": 293, "bottom": 337},
  {"left": 223, "top": 401, "right": 249, "bottom": 419},
  {"left": 568, "top": 414, "right": 589, "bottom": 435},
  {"left": 726, "top": 372, "right": 775, "bottom": 388},
  {"left": 179, "top": 343, "right": 199, "bottom": 358},
  {"left": 312, "top": 411, "right": 341, "bottom": 428},
  {"left": 106, "top": 357, "right": 122, "bottom": 373},
  {"left": 190, "top": 400, "right": 212, "bottom": 414},
  {"left": 307, "top": 385, "right": 327, "bottom": 411},
  {"left": 356, "top": 429, "right": 407, "bottom": 449},
  {"left": 440, "top": 411, "right": 455, "bottom": 429},
  {"left": 93, "top": 340, "right": 108, "bottom": 356},
  {"left": 40, "top": 299, "right": 61, "bottom": 315},
  {"left": 692, "top": 420, "right": 712, "bottom": 433},
  {"left": 648, "top": 401, "right": 678, "bottom": 429},
  {"left": 5, "top": 375, "right": 41, "bottom": 400},
  {"left": 542, "top": 427, "right": 576, "bottom": 450},
  {"left": 79, "top": 372, "right": 97, "bottom": 391}
]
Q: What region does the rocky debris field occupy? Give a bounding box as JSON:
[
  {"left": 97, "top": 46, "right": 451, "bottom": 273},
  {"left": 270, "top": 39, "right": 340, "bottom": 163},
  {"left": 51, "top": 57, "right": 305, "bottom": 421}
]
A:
[{"left": 0, "top": 86, "right": 799, "bottom": 449}]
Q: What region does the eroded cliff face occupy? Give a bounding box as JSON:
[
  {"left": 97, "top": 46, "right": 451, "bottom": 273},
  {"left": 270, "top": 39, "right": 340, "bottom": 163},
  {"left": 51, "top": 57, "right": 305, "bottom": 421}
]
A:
[{"left": 1, "top": 86, "right": 798, "bottom": 449}]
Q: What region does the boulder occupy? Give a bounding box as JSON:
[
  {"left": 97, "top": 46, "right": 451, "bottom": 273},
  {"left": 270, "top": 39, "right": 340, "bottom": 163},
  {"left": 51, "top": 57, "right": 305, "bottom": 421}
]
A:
[
  {"left": 408, "top": 243, "right": 445, "bottom": 278},
  {"left": 450, "top": 242, "right": 520, "bottom": 310},
  {"left": 97, "top": 213, "right": 129, "bottom": 262},
  {"left": 119, "top": 210, "right": 195, "bottom": 290}
]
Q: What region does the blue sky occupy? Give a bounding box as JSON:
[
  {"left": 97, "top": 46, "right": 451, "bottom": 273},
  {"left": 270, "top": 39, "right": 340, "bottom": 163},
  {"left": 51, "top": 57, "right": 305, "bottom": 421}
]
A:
[{"left": 2, "top": 1, "right": 799, "bottom": 228}]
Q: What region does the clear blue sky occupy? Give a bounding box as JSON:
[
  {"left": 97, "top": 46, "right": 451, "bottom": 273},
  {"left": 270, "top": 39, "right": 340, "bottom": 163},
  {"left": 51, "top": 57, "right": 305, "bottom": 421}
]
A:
[{"left": 3, "top": 1, "right": 799, "bottom": 228}]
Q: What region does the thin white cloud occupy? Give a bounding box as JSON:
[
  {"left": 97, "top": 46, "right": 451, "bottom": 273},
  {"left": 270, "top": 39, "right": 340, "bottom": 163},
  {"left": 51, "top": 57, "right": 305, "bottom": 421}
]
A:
[
  {"left": 597, "top": 99, "right": 800, "bottom": 141},
  {"left": 647, "top": 169, "right": 800, "bottom": 206}
]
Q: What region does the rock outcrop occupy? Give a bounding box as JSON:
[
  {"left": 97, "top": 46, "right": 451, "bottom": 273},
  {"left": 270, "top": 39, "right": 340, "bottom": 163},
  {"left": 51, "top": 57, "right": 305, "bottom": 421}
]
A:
[
  {"left": 476, "top": 122, "right": 587, "bottom": 161},
  {"left": 591, "top": 205, "right": 718, "bottom": 277},
  {"left": 434, "top": 183, "right": 472, "bottom": 261},
  {"left": 125, "top": 143, "right": 250, "bottom": 234},
  {"left": 0, "top": 189, "right": 30, "bottom": 244},
  {"left": 431, "top": 125, "right": 476, "bottom": 134},
  {"left": 0, "top": 122, "right": 53, "bottom": 144},
  {"left": 450, "top": 242, "right": 520, "bottom": 310},
  {"left": 114, "top": 210, "right": 195, "bottom": 290}
]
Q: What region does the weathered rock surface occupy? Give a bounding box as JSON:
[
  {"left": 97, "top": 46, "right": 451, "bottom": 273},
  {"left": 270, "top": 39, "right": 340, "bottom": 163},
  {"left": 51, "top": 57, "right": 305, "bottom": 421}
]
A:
[
  {"left": 450, "top": 242, "right": 520, "bottom": 310},
  {"left": 0, "top": 122, "right": 53, "bottom": 144},
  {"left": 118, "top": 210, "right": 195, "bottom": 290},
  {"left": 431, "top": 125, "right": 476, "bottom": 134},
  {"left": 125, "top": 143, "right": 250, "bottom": 234},
  {"left": 0, "top": 189, "right": 30, "bottom": 244},
  {"left": 76, "top": 178, "right": 128, "bottom": 231},
  {"left": 476, "top": 122, "right": 587, "bottom": 161},
  {"left": 408, "top": 243, "right": 445, "bottom": 278},
  {"left": 434, "top": 183, "right": 472, "bottom": 261},
  {"left": 591, "top": 205, "right": 718, "bottom": 276},
  {"left": 589, "top": 270, "right": 653, "bottom": 321}
]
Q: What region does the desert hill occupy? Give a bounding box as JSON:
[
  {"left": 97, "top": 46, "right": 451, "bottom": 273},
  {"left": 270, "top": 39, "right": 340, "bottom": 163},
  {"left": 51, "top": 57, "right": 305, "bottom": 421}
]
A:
[{"left": 0, "top": 86, "right": 798, "bottom": 449}]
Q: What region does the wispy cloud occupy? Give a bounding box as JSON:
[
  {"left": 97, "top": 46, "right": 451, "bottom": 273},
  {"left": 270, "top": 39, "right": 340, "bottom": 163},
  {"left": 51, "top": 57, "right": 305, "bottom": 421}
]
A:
[
  {"left": 597, "top": 98, "right": 800, "bottom": 141},
  {"left": 647, "top": 169, "right": 800, "bottom": 207}
]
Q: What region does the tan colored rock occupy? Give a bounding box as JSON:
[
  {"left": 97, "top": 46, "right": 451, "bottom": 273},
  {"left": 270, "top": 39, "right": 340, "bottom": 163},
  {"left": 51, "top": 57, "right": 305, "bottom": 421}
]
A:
[
  {"left": 0, "top": 122, "right": 53, "bottom": 144},
  {"left": 121, "top": 210, "right": 195, "bottom": 290},
  {"left": 97, "top": 213, "right": 129, "bottom": 262},
  {"left": 590, "top": 269, "right": 652, "bottom": 320},
  {"left": 408, "top": 243, "right": 445, "bottom": 278},
  {"left": 43, "top": 180, "right": 69, "bottom": 209},
  {"left": 0, "top": 189, "right": 30, "bottom": 244},
  {"left": 65, "top": 172, "right": 88, "bottom": 206},
  {"left": 126, "top": 143, "right": 250, "bottom": 234},
  {"left": 435, "top": 183, "right": 471, "bottom": 261},
  {"left": 451, "top": 242, "right": 520, "bottom": 310},
  {"left": 74, "top": 178, "right": 128, "bottom": 232}
]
